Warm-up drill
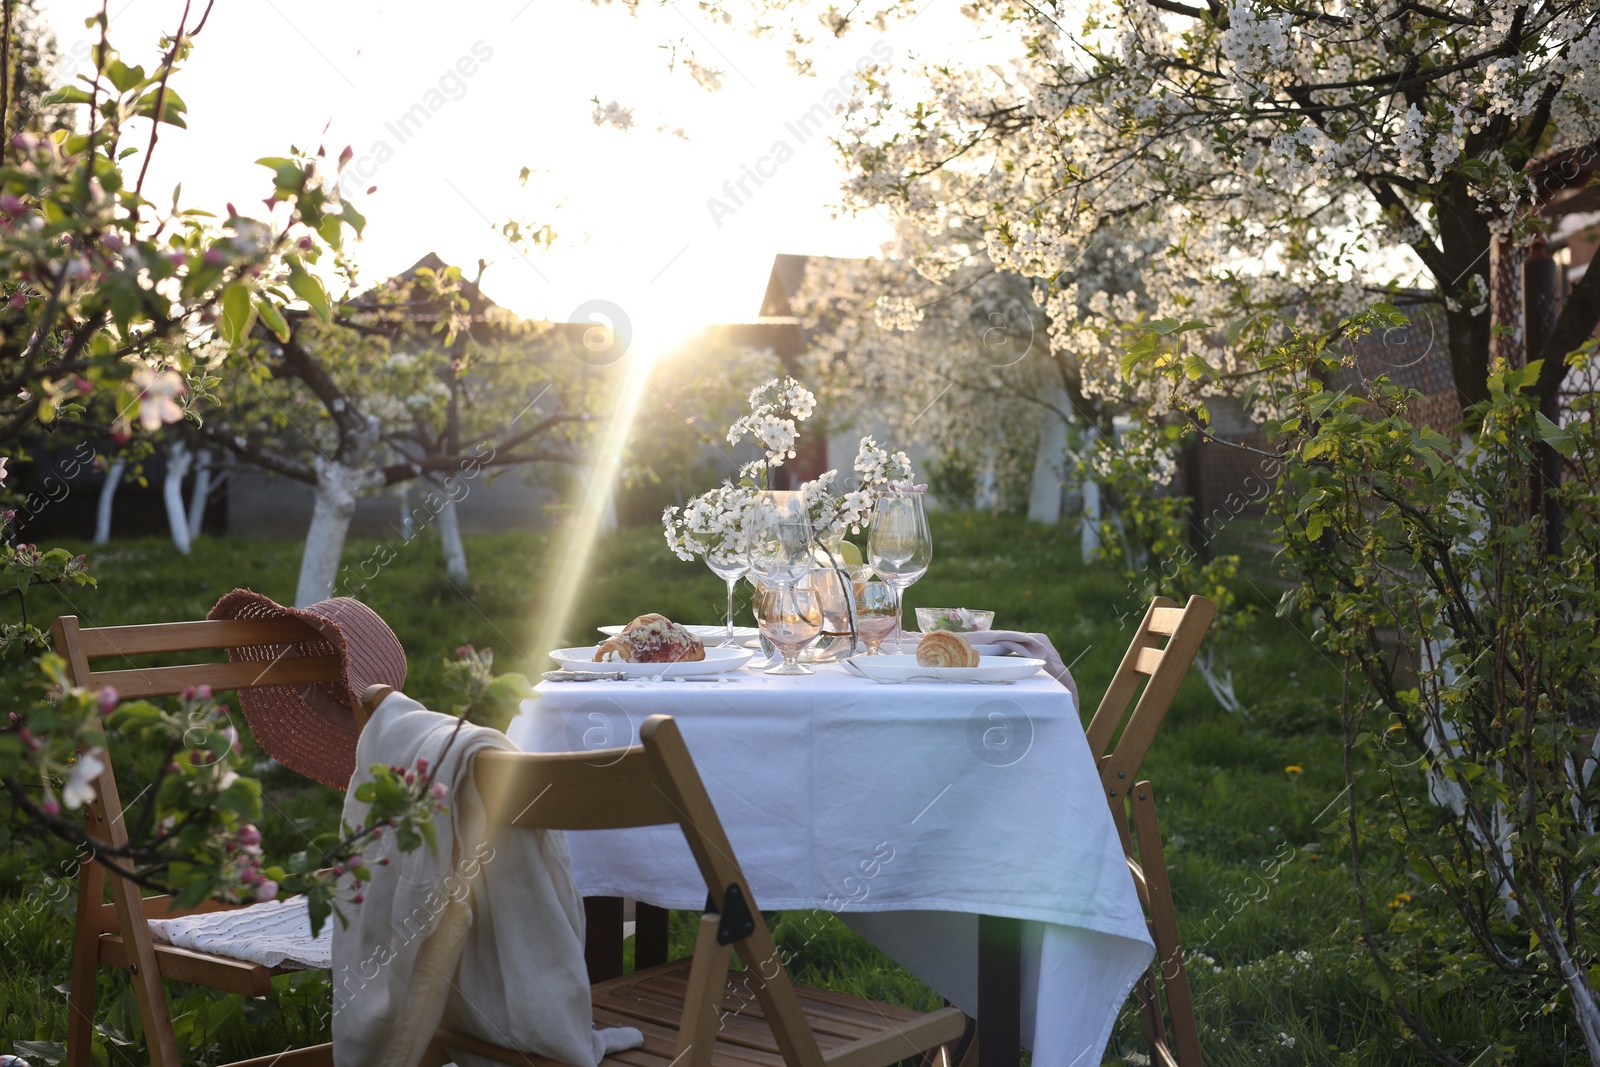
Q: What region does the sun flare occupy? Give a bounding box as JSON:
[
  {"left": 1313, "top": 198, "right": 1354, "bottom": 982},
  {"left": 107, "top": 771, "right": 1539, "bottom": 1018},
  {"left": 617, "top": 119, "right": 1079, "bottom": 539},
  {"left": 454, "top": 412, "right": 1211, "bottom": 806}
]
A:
[{"left": 530, "top": 301, "right": 706, "bottom": 664}]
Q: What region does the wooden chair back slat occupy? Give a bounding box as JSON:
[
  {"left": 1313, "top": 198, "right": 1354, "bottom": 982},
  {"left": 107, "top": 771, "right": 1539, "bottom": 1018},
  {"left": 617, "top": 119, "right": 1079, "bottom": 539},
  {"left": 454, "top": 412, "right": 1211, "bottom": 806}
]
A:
[
  {"left": 87, "top": 655, "right": 345, "bottom": 699},
  {"left": 1146, "top": 607, "right": 1185, "bottom": 636},
  {"left": 1083, "top": 598, "right": 1175, "bottom": 757},
  {"left": 76, "top": 617, "right": 322, "bottom": 658},
  {"left": 1086, "top": 596, "right": 1217, "bottom": 787},
  {"left": 473, "top": 748, "right": 678, "bottom": 831}
]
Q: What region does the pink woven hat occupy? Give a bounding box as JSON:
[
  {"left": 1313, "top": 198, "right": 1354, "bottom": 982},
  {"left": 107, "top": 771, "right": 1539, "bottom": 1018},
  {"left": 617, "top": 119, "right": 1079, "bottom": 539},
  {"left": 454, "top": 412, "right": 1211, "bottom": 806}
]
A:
[{"left": 208, "top": 589, "right": 407, "bottom": 790}]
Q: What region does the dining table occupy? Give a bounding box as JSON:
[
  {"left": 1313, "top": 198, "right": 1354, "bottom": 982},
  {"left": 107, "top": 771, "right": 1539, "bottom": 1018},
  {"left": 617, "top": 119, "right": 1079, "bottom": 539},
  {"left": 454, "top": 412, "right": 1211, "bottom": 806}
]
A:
[{"left": 506, "top": 654, "right": 1154, "bottom": 1067}]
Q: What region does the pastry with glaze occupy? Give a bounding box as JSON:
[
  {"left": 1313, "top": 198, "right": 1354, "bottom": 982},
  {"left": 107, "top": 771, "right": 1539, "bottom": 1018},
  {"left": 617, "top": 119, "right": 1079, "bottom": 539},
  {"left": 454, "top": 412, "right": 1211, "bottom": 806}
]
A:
[{"left": 594, "top": 614, "right": 706, "bottom": 663}]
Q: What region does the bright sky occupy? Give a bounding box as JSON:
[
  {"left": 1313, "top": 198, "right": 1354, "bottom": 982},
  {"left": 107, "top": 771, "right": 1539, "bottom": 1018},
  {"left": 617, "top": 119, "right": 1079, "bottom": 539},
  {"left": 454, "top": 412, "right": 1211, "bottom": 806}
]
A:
[{"left": 37, "top": 0, "right": 1008, "bottom": 331}]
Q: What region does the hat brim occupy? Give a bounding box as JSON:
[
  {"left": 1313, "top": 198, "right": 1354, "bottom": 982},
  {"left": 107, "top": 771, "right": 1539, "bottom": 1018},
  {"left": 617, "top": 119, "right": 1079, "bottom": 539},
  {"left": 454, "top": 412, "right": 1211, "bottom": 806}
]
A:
[{"left": 208, "top": 589, "right": 406, "bottom": 789}]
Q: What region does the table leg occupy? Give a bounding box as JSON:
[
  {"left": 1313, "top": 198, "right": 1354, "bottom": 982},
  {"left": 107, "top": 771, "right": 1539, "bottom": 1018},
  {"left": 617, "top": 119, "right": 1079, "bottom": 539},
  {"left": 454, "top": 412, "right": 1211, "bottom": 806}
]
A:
[
  {"left": 635, "top": 902, "right": 670, "bottom": 970},
  {"left": 584, "top": 896, "right": 624, "bottom": 982},
  {"left": 978, "top": 914, "right": 1021, "bottom": 1067}
]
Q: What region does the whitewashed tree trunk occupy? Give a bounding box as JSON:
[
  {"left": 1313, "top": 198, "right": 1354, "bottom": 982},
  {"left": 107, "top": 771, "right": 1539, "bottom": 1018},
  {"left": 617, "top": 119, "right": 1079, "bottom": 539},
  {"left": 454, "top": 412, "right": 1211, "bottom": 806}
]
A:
[
  {"left": 396, "top": 483, "right": 415, "bottom": 540},
  {"left": 94, "top": 459, "right": 125, "bottom": 545},
  {"left": 974, "top": 450, "right": 999, "bottom": 512},
  {"left": 164, "top": 442, "right": 193, "bottom": 555},
  {"left": 186, "top": 449, "right": 213, "bottom": 541},
  {"left": 1027, "top": 408, "right": 1068, "bottom": 524},
  {"left": 1195, "top": 647, "right": 1242, "bottom": 713},
  {"left": 1080, "top": 427, "right": 1102, "bottom": 562},
  {"left": 438, "top": 495, "right": 469, "bottom": 584},
  {"left": 296, "top": 455, "right": 383, "bottom": 607}
]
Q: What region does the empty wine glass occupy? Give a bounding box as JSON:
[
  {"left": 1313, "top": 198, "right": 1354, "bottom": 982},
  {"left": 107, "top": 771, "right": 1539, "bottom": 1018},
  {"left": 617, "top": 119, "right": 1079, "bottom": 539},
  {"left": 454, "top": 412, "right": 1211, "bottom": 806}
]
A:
[
  {"left": 755, "top": 579, "right": 823, "bottom": 675},
  {"left": 705, "top": 545, "right": 749, "bottom": 648},
  {"left": 867, "top": 489, "right": 932, "bottom": 653},
  {"left": 749, "top": 491, "right": 815, "bottom": 588},
  {"left": 852, "top": 581, "right": 899, "bottom": 655}
]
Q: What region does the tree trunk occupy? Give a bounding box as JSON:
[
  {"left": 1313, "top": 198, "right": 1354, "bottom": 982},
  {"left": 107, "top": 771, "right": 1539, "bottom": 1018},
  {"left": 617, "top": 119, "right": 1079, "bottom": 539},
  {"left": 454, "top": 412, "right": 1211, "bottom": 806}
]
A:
[
  {"left": 1027, "top": 407, "right": 1068, "bottom": 523},
  {"left": 186, "top": 448, "right": 212, "bottom": 542},
  {"left": 295, "top": 458, "right": 381, "bottom": 607},
  {"left": 438, "top": 495, "right": 468, "bottom": 585},
  {"left": 1195, "top": 647, "right": 1242, "bottom": 713},
  {"left": 395, "top": 482, "right": 414, "bottom": 540},
  {"left": 1080, "top": 427, "right": 1102, "bottom": 563},
  {"left": 1434, "top": 179, "right": 1495, "bottom": 409},
  {"left": 93, "top": 458, "right": 124, "bottom": 545},
  {"left": 163, "top": 442, "right": 193, "bottom": 555}
]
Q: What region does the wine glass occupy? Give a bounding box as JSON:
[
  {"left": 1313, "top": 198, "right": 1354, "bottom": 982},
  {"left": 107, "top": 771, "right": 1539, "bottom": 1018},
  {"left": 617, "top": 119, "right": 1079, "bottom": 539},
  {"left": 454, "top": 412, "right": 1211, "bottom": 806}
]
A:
[
  {"left": 749, "top": 490, "right": 814, "bottom": 588},
  {"left": 705, "top": 545, "right": 749, "bottom": 648},
  {"left": 852, "top": 581, "right": 899, "bottom": 655},
  {"left": 755, "top": 579, "right": 823, "bottom": 675},
  {"left": 867, "top": 489, "right": 933, "bottom": 653}
]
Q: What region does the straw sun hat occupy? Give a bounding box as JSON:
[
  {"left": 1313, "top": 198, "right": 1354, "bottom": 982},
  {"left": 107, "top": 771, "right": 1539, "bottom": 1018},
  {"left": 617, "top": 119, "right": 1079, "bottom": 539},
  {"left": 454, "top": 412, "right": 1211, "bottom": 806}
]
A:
[{"left": 208, "top": 589, "right": 408, "bottom": 789}]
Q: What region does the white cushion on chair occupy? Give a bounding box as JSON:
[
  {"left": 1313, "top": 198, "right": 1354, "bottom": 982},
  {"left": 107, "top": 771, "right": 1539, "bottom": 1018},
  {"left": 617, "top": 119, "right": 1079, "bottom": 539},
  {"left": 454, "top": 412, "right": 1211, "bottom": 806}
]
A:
[{"left": 147, "top": 895, "right": 331, "bottom": 970}]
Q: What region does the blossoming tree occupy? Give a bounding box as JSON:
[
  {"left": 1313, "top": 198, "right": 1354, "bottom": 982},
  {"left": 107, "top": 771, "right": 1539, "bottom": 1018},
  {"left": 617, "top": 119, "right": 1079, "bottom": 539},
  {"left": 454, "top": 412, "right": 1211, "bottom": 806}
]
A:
[
  {"left": 200, "top": 255, "right": 599, "bottom": 606},
  {"left": 0, "top": 9, "right": 521, "bottom": 955},
  {"left": 823, "top": 0, "right": 1600, "bottom": 412}
]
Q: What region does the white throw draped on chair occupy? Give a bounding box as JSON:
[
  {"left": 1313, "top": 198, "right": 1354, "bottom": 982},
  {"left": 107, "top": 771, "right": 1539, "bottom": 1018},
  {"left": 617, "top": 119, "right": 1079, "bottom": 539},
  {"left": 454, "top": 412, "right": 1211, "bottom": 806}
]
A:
[{"left": 332, "top": 691, "right": 643, "bottom": 1067}]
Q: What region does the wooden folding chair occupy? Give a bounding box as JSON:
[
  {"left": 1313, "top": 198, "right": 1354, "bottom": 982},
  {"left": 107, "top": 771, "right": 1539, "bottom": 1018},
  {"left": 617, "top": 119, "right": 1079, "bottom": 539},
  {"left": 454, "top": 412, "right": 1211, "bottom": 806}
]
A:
[
  {"left": 1084, "top": 595, "right": 1217, "bottom": 1067},
  {"left": 353, "top": 685, "right": 968, "bottom": 1067},
  {"left": 53, "top": 613, "right": 343, "bottom": 1067}
]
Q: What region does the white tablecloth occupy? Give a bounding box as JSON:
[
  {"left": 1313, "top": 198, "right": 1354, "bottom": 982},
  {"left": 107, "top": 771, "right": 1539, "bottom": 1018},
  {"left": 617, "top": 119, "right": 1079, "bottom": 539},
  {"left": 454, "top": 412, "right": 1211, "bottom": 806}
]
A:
[{"left": 507, "top": 664, "right": 1153, "bottom": 1067}]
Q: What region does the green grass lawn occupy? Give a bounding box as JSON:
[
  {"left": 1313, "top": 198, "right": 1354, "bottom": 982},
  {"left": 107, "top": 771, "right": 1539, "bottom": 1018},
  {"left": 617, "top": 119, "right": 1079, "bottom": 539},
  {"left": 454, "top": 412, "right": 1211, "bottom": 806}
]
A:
[{"left": 0, "top": 514, "right": 1582, "bottom": 1064}]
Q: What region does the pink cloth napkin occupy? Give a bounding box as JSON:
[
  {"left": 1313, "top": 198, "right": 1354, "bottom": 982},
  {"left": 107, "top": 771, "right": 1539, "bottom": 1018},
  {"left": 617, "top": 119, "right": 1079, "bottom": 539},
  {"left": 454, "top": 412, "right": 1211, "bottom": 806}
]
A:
[{"left": 961, "top": 629, "right": 1079, "bottom": 708}]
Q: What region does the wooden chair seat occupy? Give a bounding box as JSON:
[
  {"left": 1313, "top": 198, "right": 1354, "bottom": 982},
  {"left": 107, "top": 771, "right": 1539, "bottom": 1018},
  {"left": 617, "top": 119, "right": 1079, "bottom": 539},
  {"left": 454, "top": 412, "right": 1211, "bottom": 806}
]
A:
[
  {"left": 86, "top": 888, "right": 314, "bottom": 997},
  {"left": 430, "top": 958, "right": 966, "bottom": 1067},
  {"left": 596, "top": 960, "right": 964, "bottom": 1064},
  {"left": 95, "top": 931, "right": 295, "bottom": 997}
]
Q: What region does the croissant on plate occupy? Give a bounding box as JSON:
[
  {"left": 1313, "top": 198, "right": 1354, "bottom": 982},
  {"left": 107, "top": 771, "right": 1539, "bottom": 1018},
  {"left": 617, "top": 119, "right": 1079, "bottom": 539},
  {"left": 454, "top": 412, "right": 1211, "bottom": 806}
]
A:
[
  {"left": 595, "top": 613, "right": 706, "bottom": 664},
  {"left": 916, "top": 630, "right": 981, "bottom": 668}
]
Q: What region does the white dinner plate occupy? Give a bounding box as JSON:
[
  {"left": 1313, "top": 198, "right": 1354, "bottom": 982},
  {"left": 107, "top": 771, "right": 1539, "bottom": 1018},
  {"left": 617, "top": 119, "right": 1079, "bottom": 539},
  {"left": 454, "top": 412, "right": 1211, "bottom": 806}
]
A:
[
  {"left": 598, "top": 623, "right": 759, "bottom": 639},
  {"left": 843, "top": 654, "right": 1045, "bottom": 683},
  {"left": 549, "top": 645, "right": 755, "bottom": 677}
]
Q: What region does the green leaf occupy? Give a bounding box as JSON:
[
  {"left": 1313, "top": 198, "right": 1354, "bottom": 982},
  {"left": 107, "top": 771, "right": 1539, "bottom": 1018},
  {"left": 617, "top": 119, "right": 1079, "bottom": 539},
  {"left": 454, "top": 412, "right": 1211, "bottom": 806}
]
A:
[
  {"left": 340, "top": 199, "right": 368, "bottom": 237},
  {"left": 135, "top": 86, "right": 188, "bottom": 128},
  {"left": 318, "top": 213, "right": 343, "bottom": 251},
  {"left": 288, "top": 263, "right": 333, "bottom": 325},
  {"left": 255, "top": 156, "right": 305, "bottom": 193},
  {"left": 103, "top": 59, "right": 148, "bottom": 94},
  {"left": 1372, "top": 302, "right": 1408, "bottom": 327},
  {"left": 1148, "top": 317, "right": 1209, "bottom": 335},
  {"left": 173, "top": 876, "right": 213, "bottom": 910},
  {"left": 255, "top": 295, "right": 291, "bottom": 342},
  {"left": 43, "top": 85, "right": 93, "bottom": 106},
  {"left": 219, "top": 282, "right": 256, "bottom": 349}
]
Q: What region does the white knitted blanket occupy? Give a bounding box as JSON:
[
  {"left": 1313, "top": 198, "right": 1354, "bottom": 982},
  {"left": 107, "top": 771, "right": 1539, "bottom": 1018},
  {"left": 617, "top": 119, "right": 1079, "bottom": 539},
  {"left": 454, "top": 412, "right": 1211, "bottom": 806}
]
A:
[{"left": 147, "top": 895, "right": 331, "bottom": 970}]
